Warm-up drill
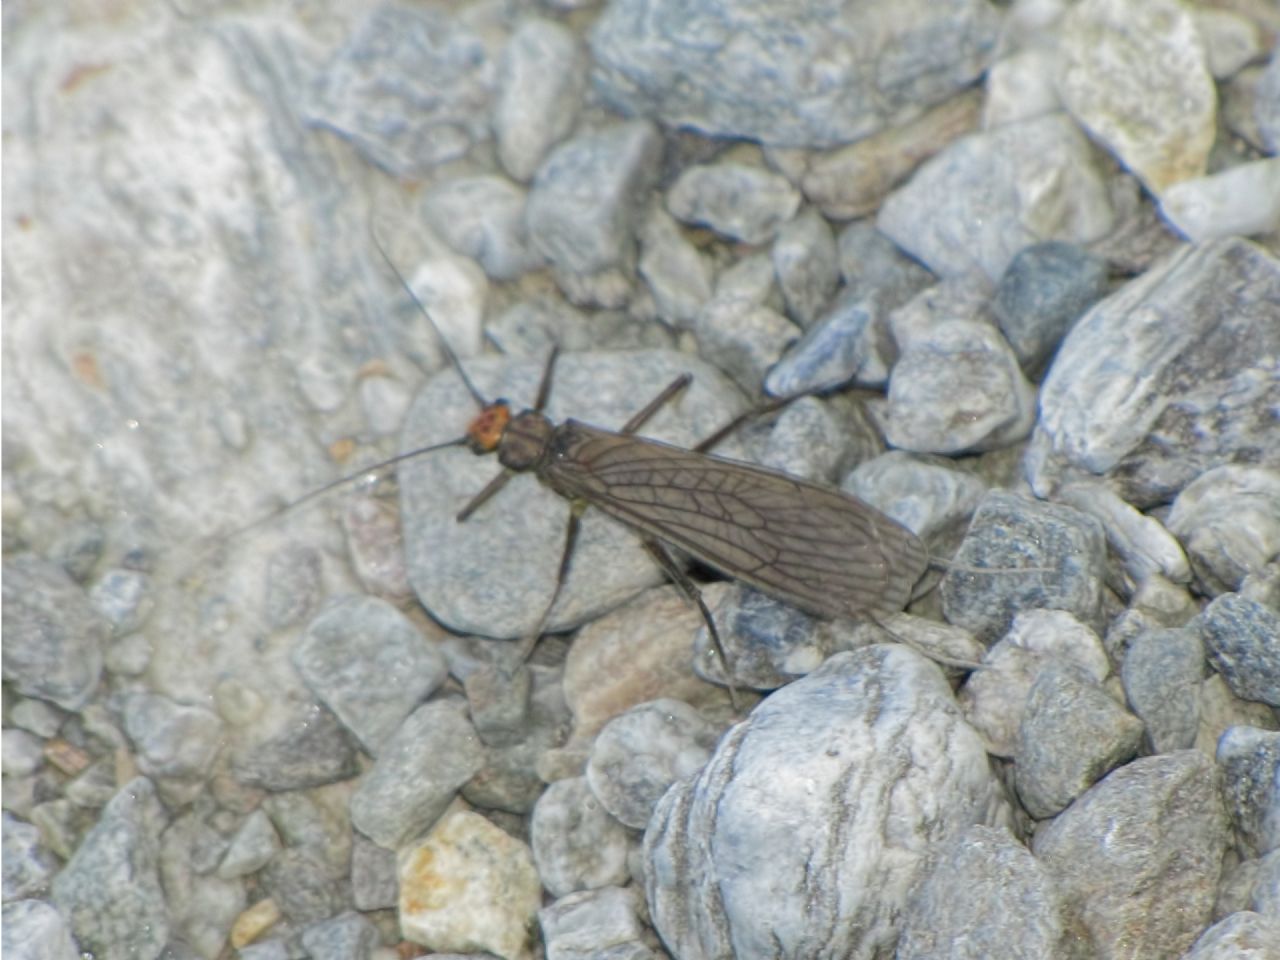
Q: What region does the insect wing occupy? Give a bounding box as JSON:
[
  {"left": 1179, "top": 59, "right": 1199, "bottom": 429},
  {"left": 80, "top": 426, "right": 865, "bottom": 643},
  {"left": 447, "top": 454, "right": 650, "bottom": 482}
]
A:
[{"left": 542, "top": 422, "right": 928, "bottom": 620}]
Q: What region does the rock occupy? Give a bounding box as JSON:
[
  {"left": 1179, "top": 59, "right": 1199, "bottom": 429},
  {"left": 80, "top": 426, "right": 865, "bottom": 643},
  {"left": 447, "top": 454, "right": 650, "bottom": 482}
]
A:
[
  {"left": 1216, "top": 726, "right": 1280, "bottom": 858},
  {"left": 1120, "top": 625, "right": 1204, "bottom": 753},
  {"left": 421, "top": 176, "right": 544, "bottom": 281},
  {"left": 637, "top": 206, "right": 715, "bottom": 331},
  {"left": 1180, "top": 911, "right": 1280, "bottom": 960},
  {"left": 494, "top": 18, "right": 584, "bottom": 182},
  {"left": 1167, "top": 466, "right": 1280, "bottom": 596},
  {"left": 1160, "top": 159, "right": 1280, "bottom": 244},
  {"left": 1057, "top": 481, "right": 1192, "bottom": 592},
  {"left": 667, "top": 162, "right": 801, "bottom": 245},
  {"left": 2, "top": 812, "right": 58, "bottom": 900},
  {"left": 122, "top": 692, "right": 223, "bottom": 782},
  {"left": 2, "top": 900, "right": 79, "bottom": 960},
  {"left": 538, "top": 886, "right": 653, "bottom": 960},
  {"left": 1201, "top": 594, "right": 1280, "bottom": 709},
  {"left": 772, "top": 207, "right": 838, "bottom": 328},
  {"left": 530, "top": 776, "right": 632, "bottom": 898},
  {"left": 230, "top": 704, "right": 360, "bottom": 791},
  {"left": 298, "top": 910, "right": 380, "bottom": 960}
]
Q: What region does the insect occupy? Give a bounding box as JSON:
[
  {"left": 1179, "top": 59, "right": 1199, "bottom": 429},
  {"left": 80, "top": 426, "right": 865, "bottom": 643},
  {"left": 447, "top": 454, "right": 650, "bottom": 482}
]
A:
[{"left": 292, "top": 242, "right": 934, "bottom": 705}]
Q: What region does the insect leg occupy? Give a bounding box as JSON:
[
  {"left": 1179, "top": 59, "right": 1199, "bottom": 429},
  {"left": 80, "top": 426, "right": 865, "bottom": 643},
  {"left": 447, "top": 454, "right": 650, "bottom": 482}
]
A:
[
  {"left": 513, "top": 498, "right": 586, "bottom": 662},
  {"left": 619, "top": 375, "right": 693, "bottom": 435},
  {"left": 692, "top": 395, "right": 796, "bottom": 453},
  {"left": 456, "top": 470, "right": 515, "bottom": 522},
  {"left": 641, "top": 538, "right": 741, "bottom": 711},
  {"left": 533, "top": 345, "right": 561, "bottom": 413}
]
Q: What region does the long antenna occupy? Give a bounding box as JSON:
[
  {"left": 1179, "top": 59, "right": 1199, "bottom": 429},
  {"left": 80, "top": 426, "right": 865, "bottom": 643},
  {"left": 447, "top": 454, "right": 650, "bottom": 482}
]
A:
[{"left": 369, "top": 227, "right": 490, "bottom": 410}]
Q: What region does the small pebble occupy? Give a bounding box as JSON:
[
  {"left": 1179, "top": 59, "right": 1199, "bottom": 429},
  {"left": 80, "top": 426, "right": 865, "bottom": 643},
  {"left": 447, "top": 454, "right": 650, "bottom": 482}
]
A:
[
  {"left": 1201, "top": 594, "right": 1280, "bottom": 708},
  {"left": 1120, "top": 625, "right": 1204, "bottom": 753},
  {"left": 771, "top": 207, "right": 838, "bottom": 328},
  {"left": 1159, "top": 159, "right": 1280, "bottom": 244},
  {"left": 1, "top": 899, "right": 79, "bottom": 960},
  {"left": 1217, "top": 726, "right": 1280, "bottom": 858},
  {"left": 538, "top": 886, "right": 652, "bottom": 960},
  {"left": 421, "top": 176, "right": 543, "bottom": 281},
  {"left": 530, "top": 776, "right": 632, "bottom": 899},
  {"left": 666, "top": 162, "right": 801, "bottom": 245},
  {"left": 494, "top": 17, "right": 584, "bottom": 182}
]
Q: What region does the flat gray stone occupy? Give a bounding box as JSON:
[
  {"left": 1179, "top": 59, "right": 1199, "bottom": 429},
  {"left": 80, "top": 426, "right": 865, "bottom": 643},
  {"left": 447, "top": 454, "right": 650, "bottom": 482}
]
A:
[{"left": 1120, "top": 625, "right": 1204, "bottom": 753}]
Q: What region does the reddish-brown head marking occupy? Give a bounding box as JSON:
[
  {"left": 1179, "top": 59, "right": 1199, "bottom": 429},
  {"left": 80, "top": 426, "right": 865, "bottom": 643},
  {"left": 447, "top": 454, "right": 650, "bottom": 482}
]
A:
[{"left": 466, "top": 401, "right": 512, "bottom": 454}]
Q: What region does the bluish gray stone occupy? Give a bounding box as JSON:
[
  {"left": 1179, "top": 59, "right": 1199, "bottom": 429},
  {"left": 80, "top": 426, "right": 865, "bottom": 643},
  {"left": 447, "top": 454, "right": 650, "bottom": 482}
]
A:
[
  {"left": 262, "top": 543, "right": 321, "bottom": 630},
  {"left": 421, "top": 175, "right": 544, "bottom": 281},
  {"left": 530, "top": 776, "right": 632, "bottom": 899},
  {"left": 50, "top": 778, "right": 169, "bottom": 960},
  {"left": 539, "top": 886, "right": 652, "bottom": 960},
  {"left": 294, "top": 595, "right": 447, "bottom": 754},
  {"left": 230, "top": 704, "right": 360, "bottom": 791},
  {"left": 772, "top": 207, "right": 838, "bottom": 329},
  {"left": 1121, "top": 626, "right": 1204, "bottom": 753},
  {"left": 1181, "top": 911, "right": 1280, "bottom": 960},
  {"left": 3, "top": 812, "right": 57, "bottom": 900},
  {"left": 1168, "top": 466, "right": 1280, "bottom": 597},
  {"left": 122, "top": 692, "right": 223, "bottom": 782},
  {"left": 216, "top": 809, "right": 280, "bottom": 880},
  {"left": 2, "top": 899, "right": 79, "bottom": 960},
  {"left": 3, "top": 554, "right": 106, "bottom": 711},
  {"left": 494, "top": 17, "right": 584, "bottom": 182},
  {"left": 1202, "top": 594, "right": 1280, "bottom": 708},
  {"left": 261, "top": 846, "right": 346, "bottom": 927},
  {"left": 350, "top": 832, "right": 398, "bottom": 911},
  {"left": 1217, "top": 726, "right": 1280, "bottom": 858},
  {"left": 667, "top": 162, "right": 800, "bottom": 244},
  {"left": 299, "top": 910, "right": 380, "bottom": 960},
  {"left": 88, "top": 568, "right": 153, "bottom": 635},
  {"left": 992, "top": 241, "right": 1110, "bottom": 377},
  {"left": 638, "top": 206, "right": 714, "bottom": 331}
]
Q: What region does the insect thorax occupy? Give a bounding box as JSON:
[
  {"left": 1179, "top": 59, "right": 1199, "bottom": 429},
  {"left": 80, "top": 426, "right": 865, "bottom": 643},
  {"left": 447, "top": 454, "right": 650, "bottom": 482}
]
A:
[{"left": 497, "top": 411, "right": 555, "bottom": 472}]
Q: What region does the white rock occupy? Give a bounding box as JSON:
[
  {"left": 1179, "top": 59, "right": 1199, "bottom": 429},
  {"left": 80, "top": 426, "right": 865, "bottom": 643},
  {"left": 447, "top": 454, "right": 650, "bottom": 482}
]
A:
[{"left": 1159, "top": 159, "right": 1280, "bottom": 243}]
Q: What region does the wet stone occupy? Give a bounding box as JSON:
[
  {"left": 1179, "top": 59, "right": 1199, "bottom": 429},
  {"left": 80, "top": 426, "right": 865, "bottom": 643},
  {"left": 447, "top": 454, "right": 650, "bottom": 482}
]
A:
[
  {"left": 530, "top": 776, "right": 631, "bottom": 899},
  {"left": 1120, "top": 625, "right": 1204, "bottom": 753},
  {"left": 939, "top": 490, "right": 1108, "bottom": 643},
  {"left": 3, "top": 553, "right": 107, "bottom": 711},
  {"left": 1032, "top": 751, "right": 1227, "bottom": 960},
  {"left": 1013, "top": 663, "right": 1144, "bottom": 819},
  {"left": 421, "top": 175, "right": 544, "bottom": 281},
  {"left": 230, "top": 704, "right": 360, "bottom": 792},
  {"left": 88, "top": 567, "right": 153, "bottom": 635},
  {"left": 991, "top": 241, "right": 1110, "bottom": 377},
  {"left": 122, "top": 691, "right": 223, "bottom": 782},
  {"left": 539, "top": 885, "right": 652, "bottom": 960},
  {"left": 299, "top": 910, "right": 380, "bottom": 960},
  {"left": 263, "top": 544, "right": 321, "bottom": 630},
  {"left": 51, "top": 777, "right": 170, "bottom": 960},
  {"left": 2, "top": 899, "right": 79, "bottom": 960},
  {"left": 349, "top": 699, "right": 484, "bottom": 850},
  {"left": 494, "top": 17, "right": 584, "bottom": 183},
  {"left": 262, "top": 845, "right": 346, "bottom": 928},
  {"left": 216, "top": 809, "right": 280, "bottom": 880},
  {"left": 293, "top": 596, "right": 448, "bottom": 755},
  {"left": 667, "top": 162, "right": 800, "bottom": 245},
  {"left": 306, "top": 4, "right": 493, "bottom": 176},
  {"left": 2, "top": 811, "right": 57, "bottom": 900},
  {"left": 772, "top": 207, "right": 838, "bottom": 329},
  {"left": 1216, "top": 726, "right": 1280, "bottom": 858},
  {"left": 1201, "top": 594, "right": 1280, "bottom": 709},
  {"left": 350, "top": 832, "right": 398, "bottom": 911},
  {"left": 1168, "top": 466, "right": 1280, "bottom": 597},
  {"left": 896, "top": 824, "right": 1065, "bottom": 960},
  {"left": 586, "top": 698, "right": 721, "bottom": 830}
]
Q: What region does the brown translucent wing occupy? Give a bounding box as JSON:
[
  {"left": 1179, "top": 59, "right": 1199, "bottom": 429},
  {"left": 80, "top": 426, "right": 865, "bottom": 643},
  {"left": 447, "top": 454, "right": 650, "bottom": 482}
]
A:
[{"left": 541, "top": 421, "right": 928, "bottom": 620}]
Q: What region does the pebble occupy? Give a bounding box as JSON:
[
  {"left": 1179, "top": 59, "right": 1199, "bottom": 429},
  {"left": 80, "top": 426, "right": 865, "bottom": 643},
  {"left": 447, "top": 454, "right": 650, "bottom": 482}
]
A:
[
  {"left": 494, "top": 17, "right": 584, "bottom": 182},
  {"left": 755, "top": 395, "right": 861, "bottom": 484},
  {"left": 589, "top": 0, "right": 999, "bottom": 147},
  {"left": 50, "top": 777, "right": 170, "bottom": 960},
  {"left": 2, "top": 728, "right": 44, "bottom": 778},
  {"left": 1027, "top": 238, "right": 1280, "bottom": 505},
  {"left": 349, "top": 699, "right": 484, "bottom": 849},
  {"left": 1014, "top": 663, "right": 1144, "bottom": 819},
  {"left": 771, "top": 207, "right": 838, "bottom": 328},
  {"left": 293, "top": 596, "right": 448, "bottom": 755},
  {"left": 538, "top": 886, "right": 653, "bottom": 960},
  {"left": 299, "top": 910, "right": 381, "bottom": 960},
  {"left": 1217, "top": 726, "right": 1280, "bottom": 858},
  {"left": 526, "top": 120, "right": 662, "bottom": 278},
  {"left": 645, "top": 647, "right": 1011, "bottom": 960},
  {"left": 230, "top": 704, "right": 360, "bottom": 792},
  {"left": 939, "top": 490, "right": 1108, "bottom": 643},
  {"left": 88, "top": 567, "right": 153, "bottom": 635},
  {"left": 1120, "top": 625, "right": 1204, "bottom": 754},
  {"left": 339, "top": 495, "right": 412, "bottom": 602},
  {"left": 529, "top": 776, "right": 632, "bottom": 899},
  {"left": 586, "top": 698, "right": 721, "bottom": 829},
  {"left": 307, "top": 5, "right": 493, "bottom": 176},
  {"left": 2, "top": 899, "right": 79, "bottom": 960},
  {"left": 991, "top": 241, "right": 1110, "bottom": 377},
  {"left": 1031, "top": 751, "right": 1227, "bottom": 959},
  {"left": 2, "top": 553, "right": 107, "bottom": 711},
  {"left": 1193, "top": 7, "right": 1267, "bottom": 80},
  {"left": 896, "top": 824, "right": 1064, "bottom": 960},
  {"left": 694, "top": 299, "right": 798, "bottom": 393},
  {"left": 1057, "top": 0, "right": 1216, "bottom": 194},
  {"left": 122, "top": 691, "right": 223, "bottom": 783},
  {"left": 261, "top": 543, "right": 322, "bottom": 630},
  {"left": 982, "top": 47, "right": 1061, "bottom": 129},
  {"left": 3, "top": 811, "right": 58, "bottom": 900},
  {"left": 357, "top": 375, "right": 412, "bottom": 438},
  {"left": 421, "top": 176, "right": 544, "bottom": 282},
  {"left": 1196, "top": 674, "right": 1280, "bottom": 759},
  {"left": 1182, "top": 911, "right": 1280, "bottom": 960},
  {"left": 1201, "top": 594, "right": 1280, "bottom": 708},
  {"left": 637, "top": 206, "right": 715, "bottom": 331},
  {"left": 399, "top": 809, "right": 541, "bottom": 960},
  {"left": 877, "top": 113, "right": 1114, "bottom": 281},
  {"left": 1058, "top": 480, "right": 1192, "bottom": 592},
  {"left": 216, "top": 809, "right": 280, "bottom": 880},
  {"left": 1160, "top": 159, "right": 1280, "bottom": 243},
  {"left": 843, "top": 451, "right": 987, "bottom": 545},
  {"left": 667, "top": 162, "right": 801, "bottom": 245},
  {"left": 350, "top": 832, "right": 398, "bottom": 911},
  {"left": 1258, "top": 50, "right": 1280, "bottom": 154},
  {"left": 398, "top": 350, "right": 745, "bottom": 639},
  {"left": 958, "top": 608, "right": 1110, "bottom": 758},
  {"left": 1167, "top": 465, "right": 1280, "bottom": 596},
  {"left": 261, "top": 846, "right": 344, "bottom": 927}
]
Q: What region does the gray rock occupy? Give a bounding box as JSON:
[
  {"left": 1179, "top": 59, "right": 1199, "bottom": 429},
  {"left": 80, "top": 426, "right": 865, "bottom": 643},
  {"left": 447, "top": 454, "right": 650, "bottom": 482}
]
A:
[
  {"left": 939, "top": 491, "right": 1108, "bottom": 643},
  {"left": 399, "top": 350, "right": 746, "bottom": 639},
  {"left": 230, "top": 704, "right": 360, "bottom": 791},
  {"left": 539, "top": 886, "right": 652, "bottom": 960},
  {"left": 299, "top": 910, "right": 380, "bottom": 960},
  {"left": 637, "top": 206, "right": 715, "bottom": 330},
  {"left": 2, "top": 728, "right": 44, "bottom": 778},
  {"left": 3, "top": 554, "right": 106, "bottom": 711},
  {"left": 843, "top": 450, "right": 988, "bottom": 545},
  {"left": 764, "top": 221, "right": 933, "bottom": 396},
  {"left": 1032, "top": 751, "right": 1227, "bottom": 960},
  {"left": 587, "top": 698, "right": 721, "bottom": 829},
  {"left": 589, "top": 0, "right": 1000, "bottom": 148},
  {"left": 982, "top": 47, "right": 1061, "bottom": 129},
  {"left": 1252, "top": 849, "right": 1280, "bottom": 917},
  {"left": 1014, "top": 663, "right": 1144, "bottom": 819},
  {"left": 262, "top": 543, "right": 321, "bottom": 630},
  {"left": 340, "top": 495, "right": 412, "bottom": 603},
  {"left": 421, "top": 175, "right": 544, "bottom": 282},
  {"left": 883, "top": 317, "right": 1037, "bottom": 454},
  {"left": 1058, "top": 481, "right": 1192, "bottom": 592},
  {"left": 1197, "top": 674, "right": 1280, "bottom": 760},
  {"left": 1258, "top": 50, "right": 1280, "bottom": 155},
  {"left": 877, "top": 113, "right": 1114, "bottom": 281},
  {"left": 530, "top": 776, "right": 632, "bottom": 899},
  {"left": 306, "top": 5, "right": 493, "bottom": 176},
  {"left": 2, "top": 900, "right": 79, "bottom": 960},
  {"left": 173, "top": 873, "right": 245, "bottom": 959},
  {"left": 991, "top": 241, "right": 1110, "bottom": 377},
  {"left": 1057, "top": 0, "right": 1215, "bottom": 194},
  {"left": 755, "top": 395, "right": 861, "bottom": 485},
  {"left": 494, "top": 17, "right": 584, "bottom": 182},
  {"left": 959, "top": 609, "right": 1111, "bottom": 757},
  {"left": 261, "top": 846, "right": 346, "bottom": 927},
  {"left": 645, "top": 646, "right": 1011, "bottom": 960},
  {"left": 88, "top": 567, "right": 153, "bottom": 635},
  {"left": 122, "top": 692, "right": 223, "bottom": 782},
  {"left": 259, "top": 789, "right": 351, "bottom": 880},
  {"left": 1202, "top": 595, "right": 1280, "bottom": 709},
  {"left": 526, "top": 121, "right": 662, "bottom": 276},
  {"left": 1194, "top": 7, "right": 1267, "bottom": 80},
  {"left": 3, "top": 812, "right": 57, "bottom": 900},
  {"left": 1160, "top": 160, "right": 1280, "bottom": 245},
  {"left": 896, "top": 824, "right": 1065, "bottom": 960},
  {"left": 464, "top": 662, "right": 533, "bottom": 748},
  {"left": 1181, "top": 911, "right": 1280, "bottom": 960},
  {"left": 772, "top": 208, "right": 838, "bottom": 328},
  {"left": 349, "top": 699, "right": 484, "bottom": 849},
  {"left": 695, "top": 299, "right": 799, "bottom": 392},
  {"left": 1028, "top": 238, "right": 1280, "bottom": 506},
  {"left": 50, "top": 778, "right": 170, "bottom": 960},
  {"left": 350, "top": 832, "right": 398, "bottom": 911},
  {"left": 1217, "top": 726, "right": 1280, "bottom": 859},
  {"left": 667, "top": 162, "right": 800, "bottom": 245},
  {"left": 1121, "top": 626, "right": 1204, "bottom": 753},
  {"left": 8, "top": 699, "right": 65, "bottom": 739},
  {"left": 216, "top": 809, "right": 280, "bottom": 880},
  {"left": 1168, "top": 466, "right": 1280, "bottom": 597},
  {"left": 293, "top": 595, "right": 447, "bottom": 754}
]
